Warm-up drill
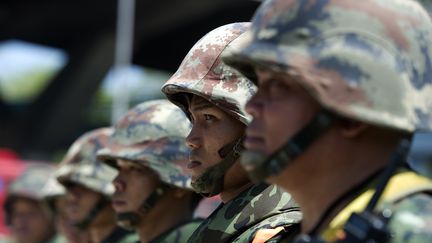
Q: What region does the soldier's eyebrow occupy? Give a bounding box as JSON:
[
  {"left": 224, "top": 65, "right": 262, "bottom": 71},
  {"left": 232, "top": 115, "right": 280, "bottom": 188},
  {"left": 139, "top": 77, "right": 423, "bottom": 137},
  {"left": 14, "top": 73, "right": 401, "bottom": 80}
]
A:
[{"left": 190, "top": 102, "right": 215, "bottom": 113}]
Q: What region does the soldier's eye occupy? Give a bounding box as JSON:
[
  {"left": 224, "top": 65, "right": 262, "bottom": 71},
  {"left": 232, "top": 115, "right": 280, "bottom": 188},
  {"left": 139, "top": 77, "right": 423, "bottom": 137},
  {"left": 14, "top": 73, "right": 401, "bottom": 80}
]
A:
[{"left": 204, "top": 114, "right": 215, "bottom": 121}]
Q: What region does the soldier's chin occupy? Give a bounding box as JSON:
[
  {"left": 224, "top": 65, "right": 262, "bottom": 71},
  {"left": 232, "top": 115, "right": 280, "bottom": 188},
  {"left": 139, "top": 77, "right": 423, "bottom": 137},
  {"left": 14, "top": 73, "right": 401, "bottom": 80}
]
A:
[
  {"left": 241, "top": 150, "right": 268, "bottom": 171},
  {"left": 240, "top": 150, "right": 269, "bottom": 181}
]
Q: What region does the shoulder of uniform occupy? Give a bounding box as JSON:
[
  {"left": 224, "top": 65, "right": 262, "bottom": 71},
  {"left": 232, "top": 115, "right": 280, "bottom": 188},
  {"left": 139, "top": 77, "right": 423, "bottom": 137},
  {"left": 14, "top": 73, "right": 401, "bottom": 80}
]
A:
[
  {"left": 389, "top": 192, "right": 432, "bottom": 242},
  {"left": 152, "top": 219, "right": 203, "bottom": 243},
  {"left": 231, "top": 210, "right": 302, "bottom": 242},
  {"left": 119, "top": 232, "right": 140, "bottom": 243},
  {"left": 176, "top": 218, "right": 204, "bottom": 233}
]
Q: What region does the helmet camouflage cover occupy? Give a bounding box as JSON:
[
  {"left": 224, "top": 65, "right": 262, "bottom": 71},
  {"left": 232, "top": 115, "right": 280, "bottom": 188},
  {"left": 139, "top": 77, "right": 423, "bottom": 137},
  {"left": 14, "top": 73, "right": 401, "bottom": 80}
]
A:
[
  {"left": 56, "top": 127, "right": 117, "bottom": 196},
  {"left": 223, "top": 0, "right": 432, "bottom": 133},
  {"left": 7, "top": 162, "right": 56, "bottom": 201},
  {"left": 162, "top": 22, "right": 256, "bottom": 125},
  {"left": 97, "top": 99, "right": 193, "bottom": 189},
  {"left": 4, "top": 162, "right": 56, "bottom": 224}
]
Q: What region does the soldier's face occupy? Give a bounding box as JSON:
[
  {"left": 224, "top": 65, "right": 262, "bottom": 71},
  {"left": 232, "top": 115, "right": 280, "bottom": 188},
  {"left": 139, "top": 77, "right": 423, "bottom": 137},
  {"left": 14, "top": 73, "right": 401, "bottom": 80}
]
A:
[
  {"left": 10, "top": 198, "right": 54, "bottom": 243},
  {"left": 64, "top": 184, "right": 104, "bottom": 224},
  {"left": 186, "top": 96, "right": 245, "bottom": 182},
  {"left": 244, "top": 68, "right": 320, "bottom": 167},
  {"left": 112, "top": 160, "right": 159, "bottom": 214}
]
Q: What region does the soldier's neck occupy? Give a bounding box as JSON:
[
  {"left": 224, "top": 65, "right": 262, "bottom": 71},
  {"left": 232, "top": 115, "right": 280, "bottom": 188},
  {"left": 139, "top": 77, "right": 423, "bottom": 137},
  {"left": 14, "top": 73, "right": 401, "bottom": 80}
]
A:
[
  {"left": 88, "top": 208, "right": 118, "bottom": 243},
  {"left": 271, "top": 130, "right": 397, "bottom": 234},
  {"left": 137, "top": 193, "right": 193, "bottom": 243},
  {"left": 219, "top": 181, "right": 254, "bottom": 203},
  {"left": 219, "top": 160, "right": 254, "bottom": 203}
]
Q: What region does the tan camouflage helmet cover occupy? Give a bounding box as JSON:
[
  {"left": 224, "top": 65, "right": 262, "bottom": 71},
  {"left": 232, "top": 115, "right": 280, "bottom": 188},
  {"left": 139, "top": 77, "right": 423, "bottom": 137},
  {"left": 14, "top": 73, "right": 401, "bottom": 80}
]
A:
[
  {"left": 161, "top": 22, "right": 256, "bottom": 125},
  {"left": 7, "top": 162, "right": 56, "bottom": 201},
  {"left": 223, "top": 0, "right": 432, "bottom": 133},
  {"left": 97, "top": 99, "right": 193, "bottom": 189},
  {"left": 56, "top": 127, "right": 117, "bottom": 196}
]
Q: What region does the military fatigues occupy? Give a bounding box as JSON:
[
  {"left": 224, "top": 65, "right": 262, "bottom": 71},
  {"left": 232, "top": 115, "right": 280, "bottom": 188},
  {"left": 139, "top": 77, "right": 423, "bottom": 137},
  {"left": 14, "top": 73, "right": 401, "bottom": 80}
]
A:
[
  {"left": 222, "top": 0, "right": 432, "bottom": 242},
  {"left": 148, "top": 219, "right": 202, "bottom": 243},
  {"left": 188, "top": 184, "right": 300, "bottom": 243},
  {"left": 162, "top": 22, "right": 301, "bottom": 242}
]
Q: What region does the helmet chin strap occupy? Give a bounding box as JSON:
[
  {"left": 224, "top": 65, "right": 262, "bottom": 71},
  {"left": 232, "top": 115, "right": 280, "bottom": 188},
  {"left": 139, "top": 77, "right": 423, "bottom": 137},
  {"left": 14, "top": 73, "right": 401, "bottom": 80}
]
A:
[
  {"left": 242, "top": 111, "right": 334, "bottom": 182},
  {"left": 191, "top": 137, "right": 244, "bottom": 197},
  {"left": 74, "top": 197, "right": 110, "bottom": 230},
  {"left": 115, "top": 183, "right": 171, "bottom": 230}
]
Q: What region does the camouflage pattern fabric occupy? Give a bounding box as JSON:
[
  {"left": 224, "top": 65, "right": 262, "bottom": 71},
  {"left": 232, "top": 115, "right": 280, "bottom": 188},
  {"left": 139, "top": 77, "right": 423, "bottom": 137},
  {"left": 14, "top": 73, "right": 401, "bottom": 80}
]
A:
[
  {"left": 162, "top": 22, "right": 256, "bottom": 125},
  {"left": 187, "top": 184, "right": 301, "bottom": 243},
  {"left": 223, "top": 0, "right": 432, "bottom": 133},
  {"left": 55, "top": 127, "right": 117, "bottom": 196},
  {"left": 150, "top": 219, "right": 203, "bottom": 243},
  {"left": 7, "top": 162, "right": 56, "bottom": 201},
  {"left": 97, "top": 99, "right": 192, "bottom": 189},
  {"left": 389, "top": 192, "right": 432, "bottom": 243}
]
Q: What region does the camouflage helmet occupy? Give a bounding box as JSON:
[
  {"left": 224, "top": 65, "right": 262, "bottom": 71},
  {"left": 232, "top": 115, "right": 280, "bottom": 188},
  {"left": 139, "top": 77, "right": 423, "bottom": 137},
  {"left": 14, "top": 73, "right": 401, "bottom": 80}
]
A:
[
  {"left": 161, "top": 22, "right": 256, "bottom": 125},
  {"left": 97, "top": 99, "right": 193, "bottom": 189},
  {"left": 4, "top": 162, "right": 56, "bottom": 224},
  {"left": 41, "top": 174, "right": 66, "bottom": 212},
  {"left": 56, "top": 127, "right": 117, "bottom": 196},
  {"left": 223, "top": 0, "right": 432, "bottom": 133}
]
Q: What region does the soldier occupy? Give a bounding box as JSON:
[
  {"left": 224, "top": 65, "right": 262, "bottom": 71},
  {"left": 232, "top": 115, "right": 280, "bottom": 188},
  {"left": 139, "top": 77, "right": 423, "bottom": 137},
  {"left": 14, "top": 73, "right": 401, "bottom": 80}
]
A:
[
  {"left": 162, "top": 23, "right": 301, "bottom": 242},
  {"left": 42, "top": 174, "right": 89, "bottom": 243},
  {"left": 97, "top": 99, "right": 203, "bottom": 243},
  {"left": 223, "top": 0, "right": 432, "bottom": 242},
  {"left": 56, "top": 128, "right": 139, "bottom": 243},
  {"left": 4, "top": 162, "right": 64, "bottom": 243}
]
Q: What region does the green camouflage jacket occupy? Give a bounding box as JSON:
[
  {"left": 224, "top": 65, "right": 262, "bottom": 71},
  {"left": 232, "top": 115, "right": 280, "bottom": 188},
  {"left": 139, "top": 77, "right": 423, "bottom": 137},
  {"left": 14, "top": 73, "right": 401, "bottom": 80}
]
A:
[
  {"left": 149, "top": 219, "right": 203, "bottom": 243},
  {"left": 188, "top": 183, "right": 301, "bottom": 243}
]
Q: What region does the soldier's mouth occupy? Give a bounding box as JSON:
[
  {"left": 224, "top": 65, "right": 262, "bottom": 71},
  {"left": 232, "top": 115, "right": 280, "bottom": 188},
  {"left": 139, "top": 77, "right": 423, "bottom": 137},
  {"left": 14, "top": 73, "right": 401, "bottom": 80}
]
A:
[{"left": 187, "top": 160, "right": 202, "bottom": 169}]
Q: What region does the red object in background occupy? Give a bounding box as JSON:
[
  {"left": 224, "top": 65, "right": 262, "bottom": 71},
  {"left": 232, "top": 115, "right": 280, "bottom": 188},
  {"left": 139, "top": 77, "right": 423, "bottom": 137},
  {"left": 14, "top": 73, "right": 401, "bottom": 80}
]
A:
[{"left": 0, "top": 148, "right": 26, "bottom": 236}]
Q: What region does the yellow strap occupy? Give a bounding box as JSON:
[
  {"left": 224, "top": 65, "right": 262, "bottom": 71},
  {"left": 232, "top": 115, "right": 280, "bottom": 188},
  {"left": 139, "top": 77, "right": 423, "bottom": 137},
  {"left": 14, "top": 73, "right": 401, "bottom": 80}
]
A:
[
  {"left": 322, "top": 171, "right": 432, "bottom": 242},
  {"left": 252, "top": 226, "right": 285, "bottom": 243}
]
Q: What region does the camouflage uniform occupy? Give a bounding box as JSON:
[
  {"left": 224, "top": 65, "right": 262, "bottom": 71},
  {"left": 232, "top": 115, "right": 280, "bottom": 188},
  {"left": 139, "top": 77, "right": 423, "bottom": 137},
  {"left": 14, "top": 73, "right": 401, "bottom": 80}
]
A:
[
  {"left": 223, "top": 0, "right": 432, "bottom": 242},
  {"left": 4, "top": 162, "right": 66, "bottom": 243},
  {"left": 56, "top": 128, "right": 139, "bottom": 243},
  {"left": 162, "top": 23, "right": 301, "bottom": 242},
  {"left": 97, "top": 99, "right": 203, "bottom": 242}
]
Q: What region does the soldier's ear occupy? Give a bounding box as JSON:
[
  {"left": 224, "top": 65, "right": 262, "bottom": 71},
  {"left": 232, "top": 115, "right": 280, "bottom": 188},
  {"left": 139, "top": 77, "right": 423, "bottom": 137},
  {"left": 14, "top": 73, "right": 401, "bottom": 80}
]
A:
[{"left": 338, "top": 119, "right": 369, "bottom": 138}]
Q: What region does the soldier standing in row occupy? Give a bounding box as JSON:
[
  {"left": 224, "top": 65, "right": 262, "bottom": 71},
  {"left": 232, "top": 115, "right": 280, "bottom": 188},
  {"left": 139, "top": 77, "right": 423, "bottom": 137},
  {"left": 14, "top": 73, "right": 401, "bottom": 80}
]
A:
[
  {"left": 97, "top": 99, "right": 203, "bottom": 242},
  {"left": 4, "top": 163, "right": 64, "bottom": 243},
  {"left": 162, "top": 22, "right": 301, "bottom": 242},
  {"left": 42, "top": 174, "right": 89, "bottom": 243},
  {"left": 223, "top": 0, "right": 432, "bottom": 242},
  {"left": 56, "top": 128, "right": 139, "bottom": 243}
]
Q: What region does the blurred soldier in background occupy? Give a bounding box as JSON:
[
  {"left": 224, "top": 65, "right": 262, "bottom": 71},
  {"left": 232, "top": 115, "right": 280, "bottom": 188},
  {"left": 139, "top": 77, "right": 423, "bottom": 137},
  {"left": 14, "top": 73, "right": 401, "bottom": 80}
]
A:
[
  {"left": 4, "top": 162, "right": 64, "bottom": 243},
  {"left": 42, "top": 174, "right": 89, "bottom": 243},
  {"left": 97, "top": 99, "right": 203, "bottom": 243},
  {"left": 56, "top": 127, "right": 139, "bottom": 243},
  {"left": 162, "top": 23, "right": 301, "bottom": 243},
  {"left": 224, "top": 0, "right": 432, "bottom": 242}
]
